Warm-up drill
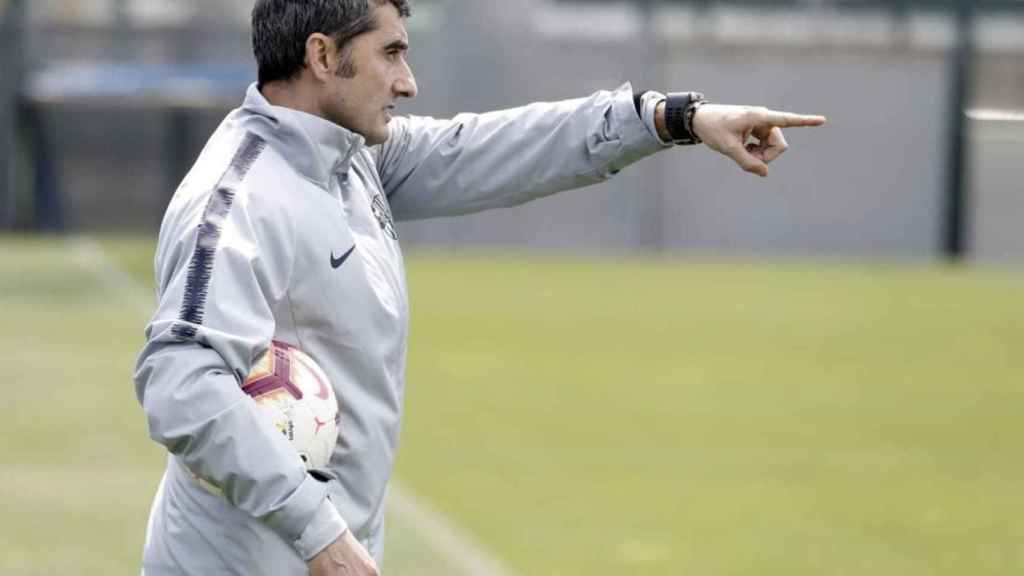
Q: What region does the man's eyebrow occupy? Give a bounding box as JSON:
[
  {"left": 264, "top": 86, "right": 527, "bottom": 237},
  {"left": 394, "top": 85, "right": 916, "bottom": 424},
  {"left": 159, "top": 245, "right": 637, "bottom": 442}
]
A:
[{"left": 383, "top": 39, "right": 409, "bottom": 51}]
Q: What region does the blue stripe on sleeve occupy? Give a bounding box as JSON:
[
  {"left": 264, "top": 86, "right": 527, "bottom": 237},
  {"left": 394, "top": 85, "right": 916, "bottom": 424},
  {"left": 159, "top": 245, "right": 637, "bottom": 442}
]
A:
[{"left": 172, "top": 132, "right": 267, "bottom": 340}]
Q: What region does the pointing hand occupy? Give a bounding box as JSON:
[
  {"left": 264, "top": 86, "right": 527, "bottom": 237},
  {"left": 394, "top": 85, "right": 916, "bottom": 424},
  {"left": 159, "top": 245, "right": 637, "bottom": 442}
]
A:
[{"left": 692, "top": 104, "right": 827, "bottom": 177}]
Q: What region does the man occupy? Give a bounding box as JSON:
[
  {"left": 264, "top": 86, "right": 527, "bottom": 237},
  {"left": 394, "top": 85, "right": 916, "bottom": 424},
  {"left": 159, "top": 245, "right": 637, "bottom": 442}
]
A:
[{"left": 134, "top": 0, "right": 825, "bottom": 574}]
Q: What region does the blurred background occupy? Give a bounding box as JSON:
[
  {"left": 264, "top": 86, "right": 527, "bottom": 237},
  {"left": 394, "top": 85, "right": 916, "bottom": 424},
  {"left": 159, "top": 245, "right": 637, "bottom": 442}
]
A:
[
  {"left": 1, "top": 1, "right": 1022, "bottom": 575},
  {"left": 2, "top": 0, "right": 1023, "bottom": 260}
]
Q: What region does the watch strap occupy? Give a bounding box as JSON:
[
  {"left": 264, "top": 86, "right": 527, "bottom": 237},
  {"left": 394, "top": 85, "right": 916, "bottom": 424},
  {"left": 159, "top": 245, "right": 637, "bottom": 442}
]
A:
[{"left": 665, "top": 92, "right": 707, "bottom": 145}]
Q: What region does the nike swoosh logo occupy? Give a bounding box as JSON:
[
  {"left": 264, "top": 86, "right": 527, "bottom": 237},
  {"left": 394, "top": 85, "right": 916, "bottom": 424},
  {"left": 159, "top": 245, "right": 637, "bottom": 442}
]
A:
[{"left": 330, "top": 245, "right": 356, "bottom": 269}]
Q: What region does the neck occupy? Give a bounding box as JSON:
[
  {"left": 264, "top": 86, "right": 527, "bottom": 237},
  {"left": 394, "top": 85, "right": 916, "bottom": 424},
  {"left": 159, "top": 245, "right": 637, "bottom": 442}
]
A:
[{"left": 260, "top": 78, "right": 323, "bottom": 118}]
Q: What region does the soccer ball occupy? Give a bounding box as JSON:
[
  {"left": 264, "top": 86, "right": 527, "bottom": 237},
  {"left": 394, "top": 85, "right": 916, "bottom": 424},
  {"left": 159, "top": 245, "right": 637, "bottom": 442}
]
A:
[{"left": 242, "top": 340, "right": 340, "bottom": 471}]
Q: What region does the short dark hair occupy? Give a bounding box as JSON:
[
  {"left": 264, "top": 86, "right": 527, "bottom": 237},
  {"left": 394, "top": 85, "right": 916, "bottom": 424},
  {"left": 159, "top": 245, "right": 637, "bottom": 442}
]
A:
[{"left": 252, "top": 0, "right": 411, "bottom": 87}]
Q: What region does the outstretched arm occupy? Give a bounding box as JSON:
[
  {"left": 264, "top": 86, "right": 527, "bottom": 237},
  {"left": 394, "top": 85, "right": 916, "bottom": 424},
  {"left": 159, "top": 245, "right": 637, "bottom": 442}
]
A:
[
  {"left": 375, "top": 84, "right": 827, "bottom": 221},
  {"left": 376, "top": 82, "right": 670, "bottom": 221}
]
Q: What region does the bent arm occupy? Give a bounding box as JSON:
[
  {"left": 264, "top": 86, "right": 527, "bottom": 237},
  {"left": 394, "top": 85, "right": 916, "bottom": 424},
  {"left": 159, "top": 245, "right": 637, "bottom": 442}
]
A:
[
  {"left": 135, "top": 185, "right": 346, "bottom": 561},
  {"left": 376, "top": 82, "right": 671, "bottom": 221}
]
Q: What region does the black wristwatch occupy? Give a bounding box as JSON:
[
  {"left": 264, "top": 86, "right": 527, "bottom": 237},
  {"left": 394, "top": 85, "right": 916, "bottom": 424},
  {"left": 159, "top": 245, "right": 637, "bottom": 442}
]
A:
[{"left": 664, "top": 92, "right": 707, "bottom": 145}]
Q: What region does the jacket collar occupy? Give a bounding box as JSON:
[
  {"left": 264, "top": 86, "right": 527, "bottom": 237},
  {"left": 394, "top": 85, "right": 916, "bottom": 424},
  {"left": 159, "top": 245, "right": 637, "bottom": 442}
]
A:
[{"left": 239, "top": 83, "right": 365, "bottom": 189}]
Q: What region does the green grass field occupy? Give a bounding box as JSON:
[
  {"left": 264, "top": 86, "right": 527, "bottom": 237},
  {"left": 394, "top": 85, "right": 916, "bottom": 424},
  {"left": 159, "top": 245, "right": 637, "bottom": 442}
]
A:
[{"left": 1, "top": 235, "right": 1022, "bottom": 575}]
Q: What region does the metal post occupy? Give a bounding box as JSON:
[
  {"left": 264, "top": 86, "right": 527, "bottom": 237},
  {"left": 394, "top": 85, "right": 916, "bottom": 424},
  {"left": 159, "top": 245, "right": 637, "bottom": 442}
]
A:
[
  {"left": 942, "top": 0, "right": 976, "bottom": 261},
  {"left": 0, "top": 0, "right": 25, "bottom": 229}
]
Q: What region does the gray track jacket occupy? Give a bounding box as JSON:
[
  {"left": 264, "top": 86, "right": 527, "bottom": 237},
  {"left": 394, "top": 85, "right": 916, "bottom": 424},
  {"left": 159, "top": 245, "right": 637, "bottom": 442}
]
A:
[{"left": 135, "top": 82, "right": 669, "bottom": 574}]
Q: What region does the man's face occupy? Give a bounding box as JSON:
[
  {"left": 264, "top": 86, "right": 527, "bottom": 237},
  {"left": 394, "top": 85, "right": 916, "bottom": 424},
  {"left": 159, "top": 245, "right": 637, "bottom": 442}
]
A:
[{"left": 320, "top": 3, "right": 417, "bottom": 145}]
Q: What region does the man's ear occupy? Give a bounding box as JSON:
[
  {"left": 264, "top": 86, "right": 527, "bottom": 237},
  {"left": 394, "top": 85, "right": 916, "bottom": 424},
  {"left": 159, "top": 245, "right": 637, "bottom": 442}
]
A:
[{"left": 304, "top": 32, "right": 338, "bottom": 82}]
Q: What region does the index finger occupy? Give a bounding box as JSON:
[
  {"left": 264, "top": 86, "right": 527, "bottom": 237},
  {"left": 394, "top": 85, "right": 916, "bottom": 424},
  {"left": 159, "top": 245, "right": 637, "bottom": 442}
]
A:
[{"left": 759, "top": 110, "right": 828, "bottom": 128}]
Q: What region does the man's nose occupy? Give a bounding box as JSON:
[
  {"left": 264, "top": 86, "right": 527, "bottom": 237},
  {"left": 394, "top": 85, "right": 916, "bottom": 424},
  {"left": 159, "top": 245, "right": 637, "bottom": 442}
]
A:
[{"left": 395, "top": 64, "right": 418, "bottom": 99}]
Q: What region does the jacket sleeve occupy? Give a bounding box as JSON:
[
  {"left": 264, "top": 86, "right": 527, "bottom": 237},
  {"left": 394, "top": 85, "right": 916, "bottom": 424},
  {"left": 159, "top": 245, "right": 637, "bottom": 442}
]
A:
[
  {"left": 375, "top": 82, "right": 671, "bottom": 221},
  {"left": 134, "top": 174, "right": 346, "bottom": 561}
]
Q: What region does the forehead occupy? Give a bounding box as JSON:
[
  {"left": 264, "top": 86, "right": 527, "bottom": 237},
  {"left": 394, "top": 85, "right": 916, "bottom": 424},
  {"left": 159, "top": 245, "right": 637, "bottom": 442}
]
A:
[{"left": 368, "top": 3, "right": 409, "bottom": 43}]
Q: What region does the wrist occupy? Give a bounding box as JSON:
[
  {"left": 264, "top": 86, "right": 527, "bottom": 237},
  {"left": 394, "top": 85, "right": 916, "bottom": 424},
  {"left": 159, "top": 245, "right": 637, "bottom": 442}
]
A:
[
  {"left": 654, "top": 101, "right": 672, "bottom": 143},
  {"left": 690, "top": 103, "right": 708, "bottom": 142}
]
